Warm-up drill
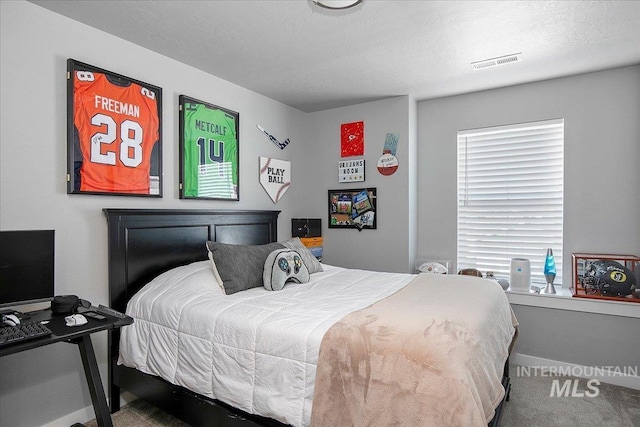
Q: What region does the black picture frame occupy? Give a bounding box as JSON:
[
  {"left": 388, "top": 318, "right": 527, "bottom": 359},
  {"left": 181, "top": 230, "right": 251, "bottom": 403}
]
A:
[
  {"left": 179, "top": 95, "right": 240, "bottom": 200},
  {"left": 67, "top": 59, "right": 163, "bottom": 197},
  {"left": 328, "top": 188, "right": 377, "bottom": 230}
]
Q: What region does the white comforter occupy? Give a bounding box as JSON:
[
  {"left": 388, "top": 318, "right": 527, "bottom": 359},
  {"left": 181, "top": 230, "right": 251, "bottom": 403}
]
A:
[{"left": 118, "top": 261, "right": 414, "bottom": 427}]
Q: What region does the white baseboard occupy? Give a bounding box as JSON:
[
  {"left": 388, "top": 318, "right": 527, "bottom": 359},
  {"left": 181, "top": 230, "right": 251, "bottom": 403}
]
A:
[
  {"left": 511, "top": 352, "right": 640, "bottom": 390},
  {"left": 41, "top": 392, "right": 137, "bottom": 427}
]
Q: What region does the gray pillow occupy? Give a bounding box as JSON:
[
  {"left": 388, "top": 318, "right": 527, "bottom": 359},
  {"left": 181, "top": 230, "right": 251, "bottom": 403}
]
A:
[
  {"left": 206, "top": 241, "right": 284, "bottom": 295},
  {"left": 281, "top": 237, "right": 323, "bottom": 274}
]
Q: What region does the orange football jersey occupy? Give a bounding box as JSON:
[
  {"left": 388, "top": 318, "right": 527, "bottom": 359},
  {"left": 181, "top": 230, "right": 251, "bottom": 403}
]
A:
[{"left": 74, "top": 71, "right": 159, "bottom": 193}]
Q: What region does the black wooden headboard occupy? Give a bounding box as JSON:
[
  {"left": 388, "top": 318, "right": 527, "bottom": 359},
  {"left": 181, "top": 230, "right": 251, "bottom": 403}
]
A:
[
  {"left": 104, "top": 208, "right": 280, "bottom": 313},
  {"left": 103, "top": 208, "right": 280, "bottom": 417}
]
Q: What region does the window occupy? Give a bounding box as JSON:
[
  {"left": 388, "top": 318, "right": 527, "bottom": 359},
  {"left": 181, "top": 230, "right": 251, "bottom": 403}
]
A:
[{"left": 457, "top": 118, "right": 564, "bottom": 286}]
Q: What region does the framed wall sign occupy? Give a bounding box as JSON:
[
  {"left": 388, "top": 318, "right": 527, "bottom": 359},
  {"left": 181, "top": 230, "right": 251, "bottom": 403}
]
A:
[
  {"left": 67, "top": 59, "right": 163, "bottom": 196},
  {"left": 259, "top": 157, "right": 291, "bottom": 203},
  {"left": 338, "top": 158, "right": 365, "bottom": 182},
  {"left": 328, "top": 188, "right": 377, "bottom": 230},
  {"left": 340, "top": 121, "right": 364, "bottom": 157},
  {"left": 179, "top": 95, "right": 239, "bottom": 200}
]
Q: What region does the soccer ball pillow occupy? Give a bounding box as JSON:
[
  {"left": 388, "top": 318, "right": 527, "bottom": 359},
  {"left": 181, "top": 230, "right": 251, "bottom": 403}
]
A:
[{"left": 263, "top": 249, "right": 310, "bottom": 291}]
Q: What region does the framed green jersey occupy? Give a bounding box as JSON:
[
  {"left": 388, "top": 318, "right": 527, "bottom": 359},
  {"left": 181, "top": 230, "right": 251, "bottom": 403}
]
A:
[{"left": 179, "top": 95, "right": 239, "bottom": 200}]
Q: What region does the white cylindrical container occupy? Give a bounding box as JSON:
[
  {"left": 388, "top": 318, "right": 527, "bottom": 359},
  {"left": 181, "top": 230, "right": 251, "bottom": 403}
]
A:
[{"left": 510, "top": 258, "right": 531, "bottom": 291}]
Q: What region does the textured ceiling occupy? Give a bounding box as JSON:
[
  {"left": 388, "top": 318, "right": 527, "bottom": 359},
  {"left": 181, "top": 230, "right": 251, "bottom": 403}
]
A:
[{"left": 30, "top": 0, "right": 640, "bottom": 112}]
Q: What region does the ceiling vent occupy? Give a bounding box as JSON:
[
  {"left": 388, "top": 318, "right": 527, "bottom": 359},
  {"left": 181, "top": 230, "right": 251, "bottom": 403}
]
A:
[{"left": 471, "top": 53, "right": 522, "bottom": 71}]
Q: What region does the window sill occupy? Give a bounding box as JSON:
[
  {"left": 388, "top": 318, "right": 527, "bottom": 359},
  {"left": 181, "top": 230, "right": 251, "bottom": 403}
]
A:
[{"left": 506, "top": 286, "right": 640, "bottom": 319}]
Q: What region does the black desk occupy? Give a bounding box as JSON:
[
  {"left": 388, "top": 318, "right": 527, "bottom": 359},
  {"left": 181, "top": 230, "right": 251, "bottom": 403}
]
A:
[{"left": 0, "top": 307, "right": 133, "bottom": 427}]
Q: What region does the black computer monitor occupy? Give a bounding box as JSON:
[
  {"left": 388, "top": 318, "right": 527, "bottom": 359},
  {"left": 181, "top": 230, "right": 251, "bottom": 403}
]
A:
[{"left": 0, "top": 230, "right": 55, "bottom": 309}]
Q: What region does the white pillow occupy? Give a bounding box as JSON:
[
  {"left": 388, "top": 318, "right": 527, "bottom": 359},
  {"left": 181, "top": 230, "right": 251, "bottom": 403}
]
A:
[{"left": 207, "top": 250, "right": 225, "bottom": 290}]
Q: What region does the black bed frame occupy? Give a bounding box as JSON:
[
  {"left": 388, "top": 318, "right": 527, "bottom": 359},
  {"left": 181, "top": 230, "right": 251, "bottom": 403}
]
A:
[{"left": 104, "top": 208, "right": 510, "bottom": 427}]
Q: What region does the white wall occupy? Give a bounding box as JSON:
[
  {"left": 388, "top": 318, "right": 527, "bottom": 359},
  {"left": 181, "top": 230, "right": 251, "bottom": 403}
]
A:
[{"left": 0, "top": 2, "right": 305, "bottom": 426}]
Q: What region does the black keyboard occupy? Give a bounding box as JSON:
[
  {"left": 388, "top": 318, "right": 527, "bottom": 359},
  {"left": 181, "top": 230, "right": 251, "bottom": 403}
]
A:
[{"left": 0, "top": 322, "right": 52, "bottom": 347}]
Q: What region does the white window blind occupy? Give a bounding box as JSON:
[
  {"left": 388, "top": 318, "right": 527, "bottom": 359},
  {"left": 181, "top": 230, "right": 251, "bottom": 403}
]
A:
[{"left": 457, "top": 118, "right": 564, "bottom": 286}]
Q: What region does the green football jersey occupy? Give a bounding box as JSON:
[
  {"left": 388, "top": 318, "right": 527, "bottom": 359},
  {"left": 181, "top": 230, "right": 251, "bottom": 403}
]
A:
[{"left": 182, "top": 102, "right": 238, "bottom": 198}]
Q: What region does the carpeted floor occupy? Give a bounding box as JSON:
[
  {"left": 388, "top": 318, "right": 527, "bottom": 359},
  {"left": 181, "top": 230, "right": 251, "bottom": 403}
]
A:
[
  {"left": 82, "top": 399, "right": 189, "bottom": 427},
  {"left": 501, "top": 372, "right": 640, "bottom": 427},
  {"left": 82, "top": 368, "right": 640, "bottom": 427}
]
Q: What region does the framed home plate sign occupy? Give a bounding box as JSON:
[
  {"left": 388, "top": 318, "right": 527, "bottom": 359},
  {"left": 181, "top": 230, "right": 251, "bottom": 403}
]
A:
[{"left": 259, "top": 157, "right": 291, "bottom": 203}]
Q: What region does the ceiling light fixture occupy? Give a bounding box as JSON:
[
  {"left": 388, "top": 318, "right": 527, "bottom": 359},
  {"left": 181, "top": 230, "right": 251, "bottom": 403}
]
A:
[
  {"left": 313, "top": 0, "right": 363, "bottom": 10},
  {"left": 471, "top": 53, "right": 523, "bottom": 71}
]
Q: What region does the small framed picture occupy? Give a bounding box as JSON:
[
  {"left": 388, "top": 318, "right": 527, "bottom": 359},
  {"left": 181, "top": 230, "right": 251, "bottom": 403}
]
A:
[
  {"left": 341, "top": 121, "right": 364, "bottom": 157},
  {"left": 328, "top": 188, "right": 377, "bottom": 230},
  {"left": 67, "top": 59, "right": 163, "bottom": 196},
  {"left": 179, "top": 95, "right": 239, "bottom": 200}
]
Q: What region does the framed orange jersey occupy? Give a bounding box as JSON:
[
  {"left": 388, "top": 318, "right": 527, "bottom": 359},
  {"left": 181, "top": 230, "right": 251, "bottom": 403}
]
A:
[{"left": 67, "top": 59, "right": 162, "bottom": 196}]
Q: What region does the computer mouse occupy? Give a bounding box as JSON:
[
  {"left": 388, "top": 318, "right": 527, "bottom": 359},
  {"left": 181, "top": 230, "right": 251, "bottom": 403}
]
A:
[
  {"left": 2, "top": 314, "right": 20, "bottom": 326},
  {"left": 65, "top": 314, "right": 88, "bottom": 327}
]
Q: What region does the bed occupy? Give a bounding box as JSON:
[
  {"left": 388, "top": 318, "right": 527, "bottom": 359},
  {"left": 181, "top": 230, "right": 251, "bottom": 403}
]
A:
[{"left": 105, "top": 208, "right": 516, "bottom": 427}]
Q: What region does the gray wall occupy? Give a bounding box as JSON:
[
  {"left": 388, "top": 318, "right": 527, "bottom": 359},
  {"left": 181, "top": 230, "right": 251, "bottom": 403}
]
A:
[
  {"left": 1, "top": 3, "right": 417, "bottom": 425},
  {"left": 417, "top": 65, "right": 640, "bottom": 368},
  {"left": 0, "top": 2, "right": 304, "bottom": 426},
  {"left": 511, "top": 305, "right": 639, "bottom": 368},
  {"left": 300, "top": 96, "right": 416, "bottom": 273},
  {"left": 1, "top": 1, "right": 639, "bottom": 426},
  {"left": 417, "top": 65, "right": 640, "bottom": 276}
]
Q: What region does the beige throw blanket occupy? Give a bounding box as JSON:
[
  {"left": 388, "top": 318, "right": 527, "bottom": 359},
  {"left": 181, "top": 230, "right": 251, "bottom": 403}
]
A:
[{"left": 311, "top": 274, "right": 517, "bottom": 427}]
